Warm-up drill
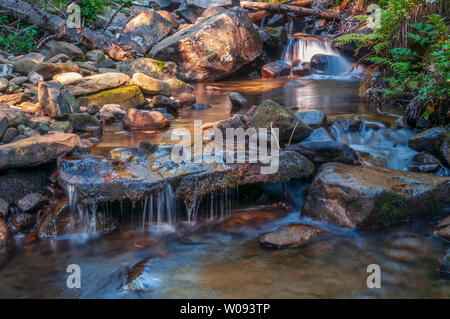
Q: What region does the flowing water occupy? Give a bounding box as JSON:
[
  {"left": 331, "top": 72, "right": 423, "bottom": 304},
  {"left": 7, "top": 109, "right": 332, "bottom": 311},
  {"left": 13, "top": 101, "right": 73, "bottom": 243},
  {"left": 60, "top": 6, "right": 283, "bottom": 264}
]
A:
[{"left": 0, "top": 36, "right": 449, "bottom": 298}]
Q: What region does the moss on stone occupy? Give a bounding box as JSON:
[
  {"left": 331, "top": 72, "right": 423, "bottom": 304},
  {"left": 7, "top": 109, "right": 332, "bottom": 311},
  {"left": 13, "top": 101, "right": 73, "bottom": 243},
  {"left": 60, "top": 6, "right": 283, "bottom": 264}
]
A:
[
  {"left": 264, "top": 28, "right": 278, "bottom": 35},
  {"left": 378, "top": 192, "right": 408, "bottom": 223},
  {"left": 78, "top": 86, "right": 146, "bottom": 109},
  {"left": 49, "top": 121, "right": 73, "bottom": 133}
]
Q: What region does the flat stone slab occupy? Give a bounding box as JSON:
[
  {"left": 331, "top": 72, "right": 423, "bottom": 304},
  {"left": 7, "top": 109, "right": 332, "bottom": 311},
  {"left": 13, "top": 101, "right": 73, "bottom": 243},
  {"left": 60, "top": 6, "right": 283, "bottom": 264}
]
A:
[{"left": 58, "top": 145, "right": 314, "bottom": 207}]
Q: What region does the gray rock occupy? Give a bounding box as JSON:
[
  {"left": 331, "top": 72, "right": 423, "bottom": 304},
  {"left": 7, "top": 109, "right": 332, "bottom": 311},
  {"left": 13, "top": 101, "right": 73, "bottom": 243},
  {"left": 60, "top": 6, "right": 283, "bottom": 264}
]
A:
[
  {"left": 0, "top": 133, "right": 81, "bottom": 170},
  {"left": 229, "top": 92, "right": 248, "bottom": 109},
  {"left": 1, "top": 127, "right": 19, "bottom": 143},
  {"left": 0, "top": 64, "right": 13, "bottom": 79},
  {"left": 295, "top": 110, "right": 326, "bottom": 129},
  {"left": 85, "top": 50, "right": 105, "bottom": 64},
  {"left": 0, "top": 104, "right": 29, "bottom": 127},
  {"left": 68, "top": 113, "right": 102, "bottom": 135},
  {"left": 408, "top": 127, "right": 447, "bottom": 155},
  {"left": 38, "top": 81, "right": 80, "bottom": 119},
  {"left": 0, "top": 117, "right": 7, "bottom": 139},
  {"left": 27, "top": 71, "right": 43, "bottom": 85},
  {"left": 46, "top": 41, "right": 84, "bottom": 62},
  {"left": 303, "top": 127, "right": 334, "bottom": 142},
  {"left": 288, "top": 141, "right": 360, "bottom": 165},
  {"left": 407, "top": 152, "right": 442, "bottom": 174},
  {"left": 302, "top": 163, "right": 450, "bottom": 229},
  {"left": 16, "top": 193, "right": 46, "bottom": 213},
  {"left": 13, "top": 52, "right": 45, "bottom": 74}
]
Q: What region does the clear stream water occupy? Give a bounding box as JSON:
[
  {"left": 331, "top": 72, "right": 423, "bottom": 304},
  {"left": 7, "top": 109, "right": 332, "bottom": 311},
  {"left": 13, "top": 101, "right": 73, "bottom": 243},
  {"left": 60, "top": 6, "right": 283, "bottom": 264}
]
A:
[
  {"left": 0, "top": 35, "right": 448, "bottom": 298},
  {"left": 0, "top": 77, "right": 448, "bottom": 298}
]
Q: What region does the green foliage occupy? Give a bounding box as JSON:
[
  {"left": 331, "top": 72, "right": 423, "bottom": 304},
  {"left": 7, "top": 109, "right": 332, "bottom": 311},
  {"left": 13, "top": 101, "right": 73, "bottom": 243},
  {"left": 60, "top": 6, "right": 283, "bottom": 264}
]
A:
[
  {"left": 333, "top": 0, "right": 449, "bottom": 124},
  {"left": 80, "top": 0, "right": 106, "bottom": 27},
  {"left": 0, "top": 14, "right": 39, "bottom": 53}
]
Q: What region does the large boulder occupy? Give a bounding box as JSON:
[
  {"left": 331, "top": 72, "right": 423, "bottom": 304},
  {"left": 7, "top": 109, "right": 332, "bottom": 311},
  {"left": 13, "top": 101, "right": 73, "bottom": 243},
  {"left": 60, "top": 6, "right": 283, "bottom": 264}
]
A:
[
  {"left": 258, "top": 223, "right": 325, "bottom": 249},
  {"left": 37, "top": 81, "right": 80, "bottom": 119},
  {"left": 408, "top": 127, "right": 447, "bottom": 155},
  {"left": 247, "top": 99, "right": 312, "bottom": 145},
  {"left": 77, "top": 86, "right": 146, "bottom": 109},
  {"left": 119, "top": 10, "right": 173, "bottom": 55},
  {"left": 62, "top": 72, "right": 130, "bottom": 96},
  {"left": 150, "top": 8, "right": 262, "bottom": 82},
  {"left": 302, "top": 163, "right": 450, "bottom": 229},
  {"left": 0, "top": 133, "right": 80, "bottom": 170},
  {"left": 33, "top": 63, "right": 79, "bottom": 80},
  {"left": 130, "top": 73, "right": 171, "bottom": 96},
  {"left": 129, "top": 58, "right": 178, "bottom": 80},
  {"left": 123, "top": 108, "right": 169, "bottom": 130}
]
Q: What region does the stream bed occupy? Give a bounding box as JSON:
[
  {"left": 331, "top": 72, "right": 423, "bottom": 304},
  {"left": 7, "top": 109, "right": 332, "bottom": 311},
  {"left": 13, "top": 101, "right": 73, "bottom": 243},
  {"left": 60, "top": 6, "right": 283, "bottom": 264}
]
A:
[{"left": 0, "top": 77, "right": 448, "bottom": 298}]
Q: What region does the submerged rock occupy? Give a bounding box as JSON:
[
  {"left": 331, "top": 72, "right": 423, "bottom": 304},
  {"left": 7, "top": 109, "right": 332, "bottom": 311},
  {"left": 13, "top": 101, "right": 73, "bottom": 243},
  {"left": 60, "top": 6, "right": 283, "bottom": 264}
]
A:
[
  {"left": 288, "top": 141, "right": 360, "bottom": 165},
  {"left": 258, "top": 223, "right": 325, "bottom": 249},
  {"left": 302, "top": 163, "right": 450, "bottom": 229},
  {"left": 150, "top": 8, "right": 262, "bottom": 81},
  {"left": 0, "top": 133, "right": 80, "bottom": 170}
]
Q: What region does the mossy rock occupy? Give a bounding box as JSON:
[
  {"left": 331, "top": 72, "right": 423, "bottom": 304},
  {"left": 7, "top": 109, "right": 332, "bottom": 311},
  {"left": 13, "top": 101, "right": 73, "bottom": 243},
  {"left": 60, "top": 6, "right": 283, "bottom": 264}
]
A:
[
  {"left": 49, "top": 121, "right": 73, "bottom": 133},
  {"left": 77, "top": 86, "right": 146, "bottom": 110}
]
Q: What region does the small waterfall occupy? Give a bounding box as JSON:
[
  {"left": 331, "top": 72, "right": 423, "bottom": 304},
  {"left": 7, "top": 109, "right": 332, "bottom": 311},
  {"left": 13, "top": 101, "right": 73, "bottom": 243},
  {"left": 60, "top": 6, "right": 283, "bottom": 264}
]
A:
[
  {"left": 65, "top": 184, "right": 236, "bottom": 235},
  {"left": 282, "top": 34, "right": 363, "bottom": 78}
]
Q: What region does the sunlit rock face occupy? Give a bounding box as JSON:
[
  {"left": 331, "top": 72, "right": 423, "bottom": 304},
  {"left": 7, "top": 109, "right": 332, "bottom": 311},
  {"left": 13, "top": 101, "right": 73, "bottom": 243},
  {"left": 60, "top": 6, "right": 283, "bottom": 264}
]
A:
[
  {"left": 302, "top": 163, "right": 450, "bottom": 229},
  {"left": 119, "top": 10, "right": 173, "bottom": 55},
  {"left": 0, "top": 133, "right": 80, "bottom": 170},
  {"left": 150, "top": 8, "right": 263, "bottom": 82},
  {"left": 58, "top": 145, "right": 314, "bottom": 208}
]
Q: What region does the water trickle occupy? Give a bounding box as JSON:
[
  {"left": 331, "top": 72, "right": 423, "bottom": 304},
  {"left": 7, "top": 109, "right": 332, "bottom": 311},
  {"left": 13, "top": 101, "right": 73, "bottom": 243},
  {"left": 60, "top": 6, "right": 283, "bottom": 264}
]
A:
[{"left": 283, "top": 35, "right": 353, "bottom": 76}]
